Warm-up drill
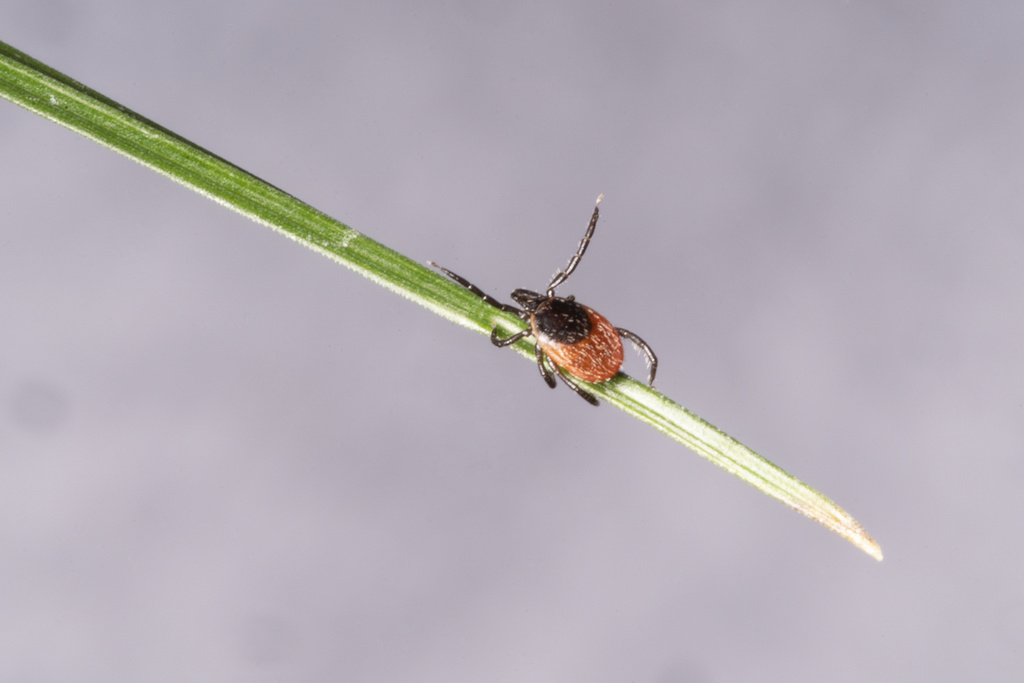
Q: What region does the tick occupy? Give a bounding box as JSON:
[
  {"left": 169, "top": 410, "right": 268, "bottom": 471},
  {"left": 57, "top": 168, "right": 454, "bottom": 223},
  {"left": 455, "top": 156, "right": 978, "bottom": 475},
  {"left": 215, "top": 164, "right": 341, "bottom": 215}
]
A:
[{"left": 430, "top": 195, "right": 657, "bottom": 406}]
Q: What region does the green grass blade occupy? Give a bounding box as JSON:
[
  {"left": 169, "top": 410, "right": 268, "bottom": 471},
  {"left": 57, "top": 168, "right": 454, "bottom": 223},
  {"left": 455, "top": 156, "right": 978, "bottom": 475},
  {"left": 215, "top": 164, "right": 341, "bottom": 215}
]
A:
[{"left": 0, "top": 40, "right": 881, "bottom": 560}]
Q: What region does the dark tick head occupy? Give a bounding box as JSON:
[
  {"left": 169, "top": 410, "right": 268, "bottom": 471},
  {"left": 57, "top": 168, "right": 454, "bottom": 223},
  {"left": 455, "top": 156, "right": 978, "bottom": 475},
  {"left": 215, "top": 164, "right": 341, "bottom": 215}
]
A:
[{"left": 510, "top": 289, "right": 545, "bottom": 312}]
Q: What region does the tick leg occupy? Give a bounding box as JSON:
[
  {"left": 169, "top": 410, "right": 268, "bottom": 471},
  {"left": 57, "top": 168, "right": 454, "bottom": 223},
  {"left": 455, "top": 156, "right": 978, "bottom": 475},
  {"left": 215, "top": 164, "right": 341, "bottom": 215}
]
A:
[
  {"left": 491, "top": 327, "right": 532, "bottom": 348},
  {"left": 429, "top": 262, "right": 522, "bottom": 314},
  {"left": 545, "top": 195, "right": 603, "bottom": 296},
  {"left": 535, "top": 344, "right": 557, "bottom": 388},
  {"left": 616, "top": 328, "right": 658, "bottom": 387},
  {"left": 553, "top": 365, "right": 599, "bottom": 406}
]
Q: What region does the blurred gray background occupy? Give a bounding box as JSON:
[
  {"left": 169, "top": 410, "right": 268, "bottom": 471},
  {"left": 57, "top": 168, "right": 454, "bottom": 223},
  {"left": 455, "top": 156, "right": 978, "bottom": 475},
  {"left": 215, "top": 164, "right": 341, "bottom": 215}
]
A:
[{"left": 2, "top": 1, "right": 1022, "bottom": 681}]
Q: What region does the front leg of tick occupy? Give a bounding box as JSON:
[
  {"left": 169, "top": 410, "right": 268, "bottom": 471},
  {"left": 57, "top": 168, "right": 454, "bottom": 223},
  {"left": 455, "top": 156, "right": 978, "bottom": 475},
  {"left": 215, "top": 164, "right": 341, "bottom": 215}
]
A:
[
  {"left": 429, "top": 262, "right": 523, "bottom": 315},
  {"left": 491, "top": 327, "right": 532, "bottom": 348}
]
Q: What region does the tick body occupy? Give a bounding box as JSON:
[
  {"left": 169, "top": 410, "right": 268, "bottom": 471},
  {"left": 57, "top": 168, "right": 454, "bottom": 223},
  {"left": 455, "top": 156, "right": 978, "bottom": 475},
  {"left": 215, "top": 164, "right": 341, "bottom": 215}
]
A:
[{"left": 430, "top": 195, "right": 657, "bottom": 406}]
